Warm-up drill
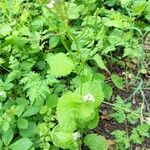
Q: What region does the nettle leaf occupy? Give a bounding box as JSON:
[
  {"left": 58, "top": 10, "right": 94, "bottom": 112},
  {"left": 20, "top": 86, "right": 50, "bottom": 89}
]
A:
[
  {"left": 17, "top": 118, "right": 28, "bottom": 129},
  {"left": 84, "top": 134, "right": 108, "bottom": 150},
  {"left": 111, "top": 74, "right": 124, "bottom": 90},
  {"left": 2, "top": 128, "right": 14, "bottom": 146},
  {"left": 92, "top": 54, "right": 109, "bottom": 72},
  {"left": 9, "top": 138, "right": 32, "bottom": 150},
  {"left": 46, "top": 53, "right": 74, "bottom": 77},
  {"left": 0, "top": 23, "right": 12, "bottom": 36}
]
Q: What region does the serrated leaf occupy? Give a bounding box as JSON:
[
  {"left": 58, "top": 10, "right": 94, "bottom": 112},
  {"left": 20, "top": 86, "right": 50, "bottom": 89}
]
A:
[
  {"left": 84, "top": 134, "right": 108, "bottom": 150},
  {"left": 111, "top": 74, "right": 124, "bottom": 90},
  {"left": 92, "top": 54, "right": 109, "bottom": 72},
  {"left": 9, "top": 138, "right": 32, "bottom": 150},
  {"left": 46, "top": 53, "right": 74, "bottom": 77},
  {"left": 2, "top": 128, "right": 14, "bottom": 146},
  {"left": 17, "top": 118, "right": 28, "bottom": 129}
]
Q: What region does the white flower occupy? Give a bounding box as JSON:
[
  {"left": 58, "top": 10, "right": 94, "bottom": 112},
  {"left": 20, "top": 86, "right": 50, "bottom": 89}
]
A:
[
  {"left": 73, "top": 132, "right": 80, "bottom": 140},
  {"left": 83, "top": 93, "right": 94, "bottom": 102},
  {"left": 46, "top": 0, "right": 55, "bottom": 8},
  {"left": 0, "top": 91, "right": 6, "bottom": 97}
]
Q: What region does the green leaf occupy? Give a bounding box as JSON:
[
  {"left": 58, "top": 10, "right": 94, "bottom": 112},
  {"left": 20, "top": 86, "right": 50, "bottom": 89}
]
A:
[
  {"left": 46, "top": 53, "right": 74, "bottom": 77},
  {"left": 51, "top": 126, "right": 78, "bottom": 149},
  {"left": 102, "top": 82, "right": 112, "bottom": 100},
  {"left": 0, "top": 23, "right": 12, "bottom": 36},
  {"left": 46, "top": 94, "right": 58, "bottom": 108},
  {"left": 22, "top": 106, "right": 39, "bottom": 117},
  {"left": 120, "top": 0, "right": 131, "bottom": 7},
  {"left": 17, "top": 118, "right": 28, "bottom": 129},
  {"left": 49, "top": 36, "right": 59, "bottom": 49},
  {"left": 2, "top": 122, "right": 9, "bottom": 132},
  {"left": 87, "top": 110, "right": 99, "bottom": 129},
  {"left": 0, "top": 139, "right": 2, "bottom": 149},
  {"left": 56, "top": 92, "right": 79, "bottom": 131},
  {"left": 9, "top": 138, "right": 32, "bottom": 150},
  {"left": 2, "top": 128, "right": 14, "bottom": 146},
  {"left": 20, "top": 72, "right": 49, "bottom": 104},
  {"left": 64, "top": 2, "right": 83, "bottom": 19},
  {"left": 84, "top": 134, "right": 108, "bottom": 150},
  {"left": 16, "top": 105, "right": 25, "bottom": 117},
  {"left": 20, "top": 122, "right": 37, "bottom": 138},
  {"left": 133, "top": 1, "right": 146, "bottom": 15},
  {"left": 111, "top": 74, "right": 124, "bottom": 89},
  {"left": 92, "top": 54, "right": 109, "bottom": 72}
]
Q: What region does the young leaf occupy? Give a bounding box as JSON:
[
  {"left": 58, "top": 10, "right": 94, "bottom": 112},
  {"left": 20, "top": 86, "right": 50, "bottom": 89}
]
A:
[
  {"left": 111, "top": 74, "right": 124, "bottom": 89},
  {"left": 9, "top": 138, "right": 32, "bottom": 150},
  {"left": 17, "top": 118, "right": 28, "bottom": 129},
  {"left": 84, "top": 134, "right": 108, "bottom": 150},
  {"left": 2, "top": 128, "right": 14, "bottom": 146}
]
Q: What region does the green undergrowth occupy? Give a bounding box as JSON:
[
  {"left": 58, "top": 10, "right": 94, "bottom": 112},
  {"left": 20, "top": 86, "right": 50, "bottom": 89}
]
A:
[{"left": 0, "top": 0, "right": 150, "bottom": 150}]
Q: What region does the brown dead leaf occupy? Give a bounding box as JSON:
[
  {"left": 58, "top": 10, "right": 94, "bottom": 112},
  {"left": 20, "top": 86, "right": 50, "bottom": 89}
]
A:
[
  {"left": 108, "top": 139, "right": 115, "bottom": 150},
  {"left": 101, "top": 110, "right": 111, "bottom": 120}
]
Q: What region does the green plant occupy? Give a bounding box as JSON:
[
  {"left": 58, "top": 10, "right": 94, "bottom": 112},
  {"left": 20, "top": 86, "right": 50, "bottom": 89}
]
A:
[{"left": 0, "top": 0, "right": 149, "bottom": 149}]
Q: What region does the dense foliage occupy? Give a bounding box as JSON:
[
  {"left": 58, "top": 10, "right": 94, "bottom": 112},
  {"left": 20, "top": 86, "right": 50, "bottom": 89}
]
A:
[{"left": 0, "top": 0, "right": 150, "bottom": 149}]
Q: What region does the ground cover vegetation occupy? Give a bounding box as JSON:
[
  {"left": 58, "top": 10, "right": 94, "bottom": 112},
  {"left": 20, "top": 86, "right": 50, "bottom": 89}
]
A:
[{"left": 0, "top": 0, "right": 150, "bottom": 149}]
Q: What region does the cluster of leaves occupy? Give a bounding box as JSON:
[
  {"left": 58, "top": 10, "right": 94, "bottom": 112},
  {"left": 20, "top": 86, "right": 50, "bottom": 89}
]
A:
[
  {"left": 111, "top": 96, "right": 150, "bottom": 149},
  {"left": 0, "top": 0, "right": 150, "bottom": 150}
]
